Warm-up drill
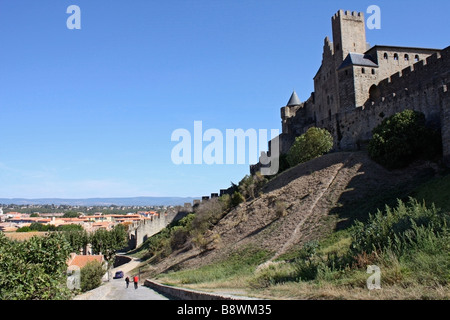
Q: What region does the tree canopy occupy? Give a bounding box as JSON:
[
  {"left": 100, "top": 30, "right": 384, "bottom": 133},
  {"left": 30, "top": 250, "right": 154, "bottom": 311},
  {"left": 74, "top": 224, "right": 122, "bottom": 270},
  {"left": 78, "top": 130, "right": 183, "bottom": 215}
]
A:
[{"left": 368, "top": 110, "right": 442, "bottom": 169}]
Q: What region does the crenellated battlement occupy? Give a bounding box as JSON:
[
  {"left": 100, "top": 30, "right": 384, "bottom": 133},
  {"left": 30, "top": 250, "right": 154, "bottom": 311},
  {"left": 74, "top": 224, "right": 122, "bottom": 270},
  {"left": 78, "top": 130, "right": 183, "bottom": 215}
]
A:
[
  {"left": 376, "top": 46, "right": 449, "bottom": 100},
  {"left": 332, "top": 9, "right": 364, "bottom": 20}
]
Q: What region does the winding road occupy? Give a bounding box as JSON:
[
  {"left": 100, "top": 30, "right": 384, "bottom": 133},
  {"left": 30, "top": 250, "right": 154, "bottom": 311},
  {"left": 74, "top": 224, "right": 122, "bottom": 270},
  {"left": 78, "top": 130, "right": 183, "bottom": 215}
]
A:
[{"left": 73, "top": 257, "right": 170, "bottom": 300}]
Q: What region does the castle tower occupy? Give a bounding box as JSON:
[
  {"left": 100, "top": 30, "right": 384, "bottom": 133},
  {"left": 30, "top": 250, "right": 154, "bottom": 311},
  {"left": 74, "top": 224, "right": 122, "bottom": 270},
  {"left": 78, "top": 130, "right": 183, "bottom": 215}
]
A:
[{"left": 332, "top": 10, "right": 367, "bottom": 63}]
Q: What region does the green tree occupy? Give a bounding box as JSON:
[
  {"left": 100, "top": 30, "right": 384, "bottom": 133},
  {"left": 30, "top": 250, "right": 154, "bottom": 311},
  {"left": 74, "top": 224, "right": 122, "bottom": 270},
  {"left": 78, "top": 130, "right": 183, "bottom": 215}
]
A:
[
  {"left": 110, "top": 224, "right": 128, "bottom": 252},
  {"left": 57, "top": 224, "right": 84, "bottom": 232},
  {"left": 63, "top": 211, "right": 80, "bottom": 218},
  {"left": 0, "top": 232, "right": 72, "bottom": 300},
  {"left": 16, "top": 226, "right": 31, "bottom": 232},
  {"left": 368, "top": 110, "right": 442, "bottom": 169},
  {"left": 287, "top": 127, "right": 334, "bottom": 167},
  {"left": 63, "top": 229, "right": 90, "bottom": 253},
  {"left": 90, "top": 225, "right": 128, "bottom": 263}
]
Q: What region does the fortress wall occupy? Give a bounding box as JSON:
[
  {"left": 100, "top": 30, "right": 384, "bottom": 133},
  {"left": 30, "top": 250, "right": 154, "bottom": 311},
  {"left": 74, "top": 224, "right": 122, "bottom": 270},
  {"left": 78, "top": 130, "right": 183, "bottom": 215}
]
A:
[
  {"left": 333, "top": 87, "right": 446, "bottom": 150},
  {"left": 369, "top": 47, "right": 439, "bottom": 81},
  {"left": 328, "top": 46, "right": 450, "bottom": 151},
  {"left": 133, "top": 210, "right": 187, "bottom": 248},
  {"left": 377, "top": 47, "right": 449, "bottom": 100}
]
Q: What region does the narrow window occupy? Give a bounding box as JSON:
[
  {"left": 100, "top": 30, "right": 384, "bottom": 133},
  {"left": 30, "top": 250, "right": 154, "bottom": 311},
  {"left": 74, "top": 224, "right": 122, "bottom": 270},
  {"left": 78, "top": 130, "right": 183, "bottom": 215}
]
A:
[
  {"left": 394, "top": 53, "right": 399, "bottom": 61},
  {"left": 404, "top": 54, "right": 409, "bottom": 61},
  {"left": 372, "top": 69, "right": 376, "bottom": 75},
  {"left": 383, "top": 53, "right": 388, "bottom": 60},
  {"left": 415, "top": 55, "right": 420, "bottom": 62},
  {"left": 362, "top": 68, "right": 365, "bottom": 74}
]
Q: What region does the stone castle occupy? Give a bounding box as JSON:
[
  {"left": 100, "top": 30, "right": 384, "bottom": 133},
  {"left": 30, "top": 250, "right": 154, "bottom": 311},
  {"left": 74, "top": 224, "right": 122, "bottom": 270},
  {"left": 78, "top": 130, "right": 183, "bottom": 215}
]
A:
[{"left": 260, "top": 9, "right": 450, "bottom": 170}]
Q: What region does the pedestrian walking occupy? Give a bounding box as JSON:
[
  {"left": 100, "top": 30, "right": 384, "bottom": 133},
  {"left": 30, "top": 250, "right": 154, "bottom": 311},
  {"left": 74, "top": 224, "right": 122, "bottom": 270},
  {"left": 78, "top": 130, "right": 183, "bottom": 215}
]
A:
[
  {"left": 133, "top": 275, "right": 139, "bottom": 289},
  {"left": 125, "top": 276, "right": 130, "bottom": 288}
]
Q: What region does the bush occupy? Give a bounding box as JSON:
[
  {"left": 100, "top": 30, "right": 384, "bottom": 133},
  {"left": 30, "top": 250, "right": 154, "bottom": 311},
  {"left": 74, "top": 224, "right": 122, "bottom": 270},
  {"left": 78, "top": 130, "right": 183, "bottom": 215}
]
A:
[
  {"left": 368, "top": 110, "right": 442, "bottom": 169},
  {"left": 238, "top": 173, "right": 268, "bottom": 200},
  {"left": 231, "top": 191, "right": 245, "bottom": 207},
  {"left": 80, "top": 261, "right": 105, "bottom": 292},
  {"left": 278, "top": 153, "right": 291, "bottom": 174},
  {"left": 191, "top": 198, "right": 224, "bottom": 233},
  {"left": 170, "top": 226, "right": 190, "bottom": 250},
  {"left": 16, "top": 226, "right": 31, "bottom": 232},
  {"left": 287, "top": 127, "right": 333, "bottom": 167},
  {"left": 218, "top": 194, "right": 232, "bottom": 211},
  {"left": 350, "top": 198, "right": 449, "bottom": 256}
]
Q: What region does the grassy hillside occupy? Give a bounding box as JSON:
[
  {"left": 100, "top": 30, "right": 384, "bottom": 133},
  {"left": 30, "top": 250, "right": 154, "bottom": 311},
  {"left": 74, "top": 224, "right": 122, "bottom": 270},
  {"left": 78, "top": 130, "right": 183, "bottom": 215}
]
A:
[
  {"left": 411, "top": 173, "right": 450, "bottom": 212},
  {"left": 134, "top": 152, "right": 449, "bottom": 300}
]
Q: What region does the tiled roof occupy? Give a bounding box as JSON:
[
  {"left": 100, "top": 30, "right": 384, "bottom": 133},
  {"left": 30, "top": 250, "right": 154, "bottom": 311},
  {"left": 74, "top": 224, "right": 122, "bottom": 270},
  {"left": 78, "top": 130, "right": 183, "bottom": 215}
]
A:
[
  {"left": 68, "top": 254, "right": 103, "bottom": 268},
  {"left": 338, "top": 52, "right": 378, "bottom": 70}
]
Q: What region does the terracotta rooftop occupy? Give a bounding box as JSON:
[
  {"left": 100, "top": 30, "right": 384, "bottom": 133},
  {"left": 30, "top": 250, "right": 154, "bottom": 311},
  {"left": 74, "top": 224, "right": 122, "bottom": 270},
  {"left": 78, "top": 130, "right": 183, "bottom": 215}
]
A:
[{"left": 67, "top": 254, "right": 103, "bottom": 269}]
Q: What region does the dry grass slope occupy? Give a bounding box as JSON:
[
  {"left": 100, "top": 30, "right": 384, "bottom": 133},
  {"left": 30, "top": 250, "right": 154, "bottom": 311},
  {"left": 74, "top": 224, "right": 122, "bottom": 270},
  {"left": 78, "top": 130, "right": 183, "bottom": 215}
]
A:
[{"left": 144, "top": 151, "right": 439, "bottom": 278}]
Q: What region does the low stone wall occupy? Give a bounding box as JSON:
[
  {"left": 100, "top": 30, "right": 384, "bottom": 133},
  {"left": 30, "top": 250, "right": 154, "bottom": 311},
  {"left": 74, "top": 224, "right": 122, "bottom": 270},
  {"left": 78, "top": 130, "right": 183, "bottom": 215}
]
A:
[
  {"left": 113, "top": 255, "right": 132, "bottom": 268},
  {"left": 144, "top": 279, "right": 253, "bottom": 300}
]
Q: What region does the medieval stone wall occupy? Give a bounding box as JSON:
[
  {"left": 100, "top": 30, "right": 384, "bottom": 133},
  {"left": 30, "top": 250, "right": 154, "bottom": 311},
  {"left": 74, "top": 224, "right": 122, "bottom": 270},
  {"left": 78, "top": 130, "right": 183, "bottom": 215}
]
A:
[
  {"left": 263, "top": 11, "right": 450, "bottom": 173},
  {"left": 325, "top": 47, "right": 450, "bottom": 151},
  {"left": 128, "top": 210, "right": 189, "bottom": 249}
]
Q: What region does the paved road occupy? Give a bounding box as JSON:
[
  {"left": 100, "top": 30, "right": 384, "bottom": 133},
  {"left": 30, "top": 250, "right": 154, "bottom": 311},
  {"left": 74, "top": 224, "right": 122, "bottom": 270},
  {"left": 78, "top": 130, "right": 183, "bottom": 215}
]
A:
[{"left": 74, "top": 257, "right": 170, "bottom": 300}]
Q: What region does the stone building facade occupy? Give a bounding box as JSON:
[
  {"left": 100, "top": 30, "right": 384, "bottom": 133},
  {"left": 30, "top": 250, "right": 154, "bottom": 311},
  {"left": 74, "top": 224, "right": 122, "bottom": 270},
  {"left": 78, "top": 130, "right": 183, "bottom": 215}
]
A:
[{"left": 273, "top": 9, "right": 449, "bottom": 166}]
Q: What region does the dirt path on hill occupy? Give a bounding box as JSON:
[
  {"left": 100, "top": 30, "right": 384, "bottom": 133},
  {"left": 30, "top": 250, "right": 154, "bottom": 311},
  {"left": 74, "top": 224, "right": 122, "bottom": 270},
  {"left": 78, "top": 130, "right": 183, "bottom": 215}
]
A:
[{"left": 270, "top": 154, "right": 351, "bottom": 260}]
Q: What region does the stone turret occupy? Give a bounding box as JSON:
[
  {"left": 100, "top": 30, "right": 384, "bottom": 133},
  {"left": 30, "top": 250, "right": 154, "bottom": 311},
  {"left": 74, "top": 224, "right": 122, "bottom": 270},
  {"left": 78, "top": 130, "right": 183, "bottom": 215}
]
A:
[{"left": 286, "top": 91, "right": 301, "bottom": 107}]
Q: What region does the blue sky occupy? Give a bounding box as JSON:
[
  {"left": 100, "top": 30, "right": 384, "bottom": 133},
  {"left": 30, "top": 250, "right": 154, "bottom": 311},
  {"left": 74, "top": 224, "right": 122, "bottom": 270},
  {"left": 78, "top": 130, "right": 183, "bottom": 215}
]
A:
[{"left": 0, "top": 0, "right": 449, "bottom": 199}]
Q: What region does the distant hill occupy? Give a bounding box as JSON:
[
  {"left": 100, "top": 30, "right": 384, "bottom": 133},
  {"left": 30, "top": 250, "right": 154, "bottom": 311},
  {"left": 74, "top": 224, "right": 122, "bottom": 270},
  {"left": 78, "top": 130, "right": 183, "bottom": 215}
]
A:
[{"left": 0, "top": 197, "right": 199, "bottom": 206}]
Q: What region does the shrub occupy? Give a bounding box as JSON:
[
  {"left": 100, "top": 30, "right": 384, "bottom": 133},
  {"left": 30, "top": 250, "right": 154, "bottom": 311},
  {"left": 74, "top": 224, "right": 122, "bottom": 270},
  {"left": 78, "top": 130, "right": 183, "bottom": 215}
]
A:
[
  {"left": 191, "top": 198, "right": 224, "bottom": 233},
  {"left": 350, "top": 198, "right": 449, "bottom": 256},
  {"left": 16, "top": 226, "right": 31, "bottom": 232},
  {"left": 170, "top": 226, "right": 190, "bottom": 250},
  {"left": 287, "top": 127, "right": 333, "bottom": 167},
  {"left": 231, "top": 191, "right": 245, "bottom": 207},
  {"left": 278, "top": 153, "right": 291, "bottom": 174},
  {"left": 275, "top": 201, "right": 287, "bottom": 218},
  {"left": 80, "top": 261, "right": 105, "bottom": 292},
  {"left": 238, "top": 173, "right": 268, "bottom": 200},
  {"left": 368, "top": 110, "right": 442, "bottom": 169},
  {"left": 218, "top": 194, "right": 232, "bottom": 211}
]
